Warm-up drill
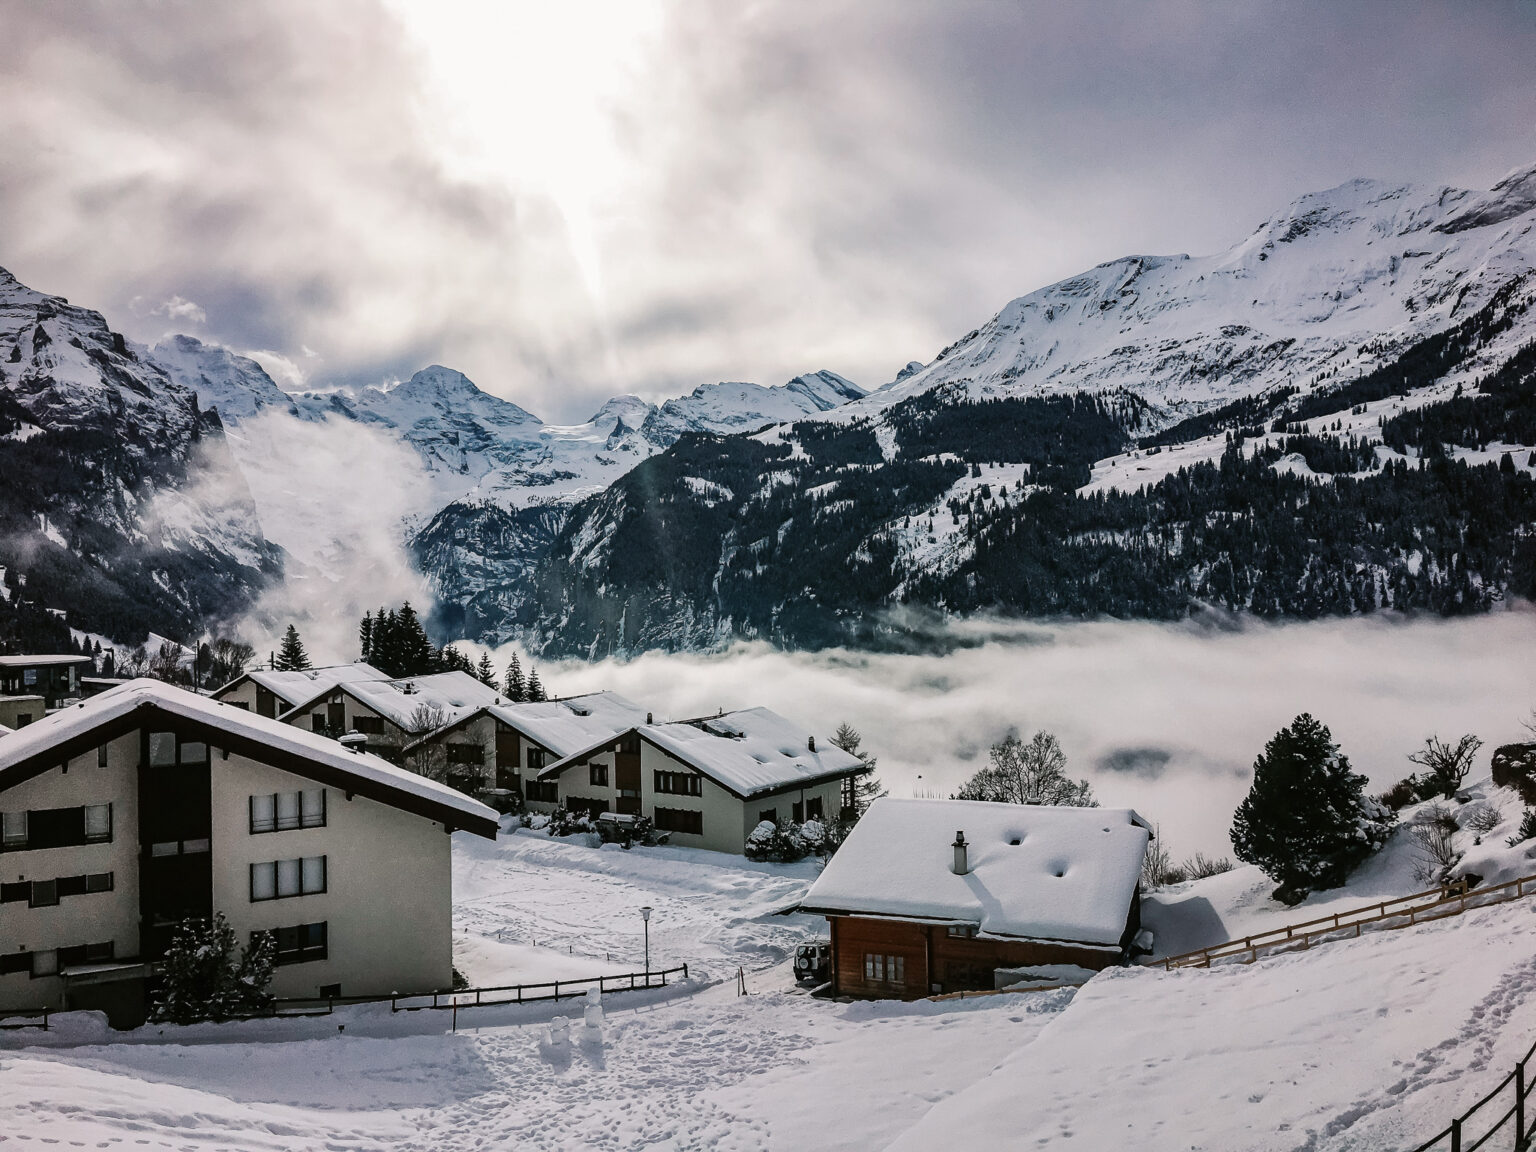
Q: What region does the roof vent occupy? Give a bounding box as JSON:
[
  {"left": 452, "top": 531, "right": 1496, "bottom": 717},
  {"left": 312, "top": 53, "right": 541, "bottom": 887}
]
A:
[
  {"left": 339, "top": 733, "right": 368, "bottom": 754},
  {"left": 646, "top": 712, "right": 653, "bottom": 725},
  {"left": 401, "top": 682, "right": 417, "bottom": 695},
  {"left": 807, "top": 735, "right": 816, "bottom": 752},
  {"left": 952, "top": 831, "right": 969, "bottom": 876}
]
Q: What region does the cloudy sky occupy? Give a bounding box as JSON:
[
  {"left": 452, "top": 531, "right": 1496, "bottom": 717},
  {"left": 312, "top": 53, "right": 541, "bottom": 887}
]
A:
[{"left": 3, "top": 0, "right": 1535, "bottom": 421}]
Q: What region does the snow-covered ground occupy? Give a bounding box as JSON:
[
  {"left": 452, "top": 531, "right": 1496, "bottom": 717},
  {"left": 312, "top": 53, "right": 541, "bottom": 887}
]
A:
[{"left": 7, "top": 782, "right": 1536, "bottom": 1150}]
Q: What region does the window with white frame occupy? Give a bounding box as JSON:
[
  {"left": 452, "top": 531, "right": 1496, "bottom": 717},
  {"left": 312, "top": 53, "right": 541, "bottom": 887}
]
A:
[
  {"left": 863, "top": 953, "right": 905, "bottom": 983},
  {"left": 250, "top": 855, "right": 327, "bottom": 901}
]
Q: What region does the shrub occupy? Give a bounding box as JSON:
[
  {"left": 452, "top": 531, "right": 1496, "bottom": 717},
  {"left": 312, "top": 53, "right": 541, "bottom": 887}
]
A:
[
  {"left": 547, "top": 808, "right": 596, "bottom": 838},
  {"left": 596, "top": 814, "right": 664, "bottom": 849},
  {"left": 1508, "top": 809, "right": 1536, "bottom": 848},
  {"left": 1379, "top": 778, "right": 1418, "bottom": 811},
  {"left": 1405, "top": 735, "right": 1483, "bottom": 800},
  {"left": 953, "top": 730, "right": 1095, "bottom": 807},
  {"left": 1182, "top": 852, "right": 1235, "bottom": 880},
  {"left": 1459, "top": 801, "right": 1503, "bottom": 836},
  {"left": 744, "top": 820, "right": 816, "bottom": 863},
  {"left": 1408, "top": 804, "right": 1461, "bottom": 886},
  {"left": 1140, "top": 828, "right": 1187, "bottom": 889},
  {"left": 149, "top": 913, "right": 274, "bottom": 1024},
  {"left": 1492, "top": 743, "right": 1536, "bottom": 806},
  {"left": 1230, "top": 714, "right": 1395, "bottom": 904}
]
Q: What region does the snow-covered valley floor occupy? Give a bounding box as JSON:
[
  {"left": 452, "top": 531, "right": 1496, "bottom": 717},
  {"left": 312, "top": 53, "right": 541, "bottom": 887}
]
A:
[{"left": 6, "top": 816, "right": 1536, "bottom": 1150}]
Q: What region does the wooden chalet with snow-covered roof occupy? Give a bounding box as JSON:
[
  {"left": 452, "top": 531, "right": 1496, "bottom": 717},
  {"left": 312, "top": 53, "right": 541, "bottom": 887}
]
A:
[
  {"left": 0, "top": 679, "right": 496, "bottom": 1028},
  {"left": 799, "top": 798, "right": 1151, "bottom": 999},
  {"left": 530, "top": 707, "right": 868, "bottom": 855}
]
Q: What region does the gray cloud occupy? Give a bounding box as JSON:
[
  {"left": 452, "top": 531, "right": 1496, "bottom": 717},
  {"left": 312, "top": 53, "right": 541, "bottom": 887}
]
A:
[{"left": 1, "top": 1, "right": 1534, "bottom": 421}]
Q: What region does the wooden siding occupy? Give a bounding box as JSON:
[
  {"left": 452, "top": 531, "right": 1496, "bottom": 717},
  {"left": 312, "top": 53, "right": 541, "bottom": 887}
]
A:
[{"left": 830, "top": 914, "right": 1125, "bottom": 1000}]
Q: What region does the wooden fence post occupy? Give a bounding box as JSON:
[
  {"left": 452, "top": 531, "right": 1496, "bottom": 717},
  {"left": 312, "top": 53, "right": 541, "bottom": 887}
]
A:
[
  {"left": 1451, "top": 1115, "right": 1461, "bottom": 1152},
  {"left": 1516, "top": 1061, "right": 1525, "bottom": 1150}
]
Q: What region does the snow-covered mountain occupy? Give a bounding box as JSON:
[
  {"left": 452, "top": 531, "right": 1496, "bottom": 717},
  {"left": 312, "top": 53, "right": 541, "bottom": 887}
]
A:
[
  {"left": 464, "top": 163, "right": 1536, "bottom": 657},
  {"left": 0, "top": 268, "right": 281, "bottom": 645},
  {"left": 843, "top": 164, "right": 1536, "bottom": 424}
]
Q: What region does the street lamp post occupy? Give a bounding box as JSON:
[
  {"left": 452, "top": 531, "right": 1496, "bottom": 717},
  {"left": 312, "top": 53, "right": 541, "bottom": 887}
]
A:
[{"left": 640, "top": 905, "right": 653, "bottom": 975}]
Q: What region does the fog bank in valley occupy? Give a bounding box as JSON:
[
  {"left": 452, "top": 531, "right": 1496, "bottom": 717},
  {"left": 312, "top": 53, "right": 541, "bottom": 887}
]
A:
[{"left": 545, "top": 610, "right": 1536, "bottom": 860}]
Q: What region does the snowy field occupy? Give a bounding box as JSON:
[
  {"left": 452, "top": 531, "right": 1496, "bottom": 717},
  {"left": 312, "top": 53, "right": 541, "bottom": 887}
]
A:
[{"left": 8, "top": 791, "right": 1536, "bottom": 1150}]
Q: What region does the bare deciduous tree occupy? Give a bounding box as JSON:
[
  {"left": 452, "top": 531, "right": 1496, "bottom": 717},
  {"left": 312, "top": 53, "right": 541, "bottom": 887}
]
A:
[
  {"left": 953, "top": 730, "right": 1096, "bottom": 807},
  {"left": 1407, "top": 734, "right": 1483, "bottom": 800}
]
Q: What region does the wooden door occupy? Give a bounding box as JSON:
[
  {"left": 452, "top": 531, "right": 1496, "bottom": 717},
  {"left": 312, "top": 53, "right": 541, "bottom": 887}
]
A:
[{"left": 615, "top": 758, "right": 641, "bottom": 815}]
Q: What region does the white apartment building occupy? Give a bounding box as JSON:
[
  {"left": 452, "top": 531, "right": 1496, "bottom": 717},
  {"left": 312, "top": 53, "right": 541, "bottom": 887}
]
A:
[
  {"left": 530, "top": 707, "right": 867, "bottom": 855},
  {"left": 0, "top": 679, "right": 496, "bottom": 1029}
]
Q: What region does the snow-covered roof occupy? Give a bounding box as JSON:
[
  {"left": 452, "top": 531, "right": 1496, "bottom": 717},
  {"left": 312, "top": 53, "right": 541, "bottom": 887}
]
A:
[
  {"left": 0, "top": 679, "right": 497, "bottom": 837},
  {"left": 215, "top": 662, "right": 391, "bottom": 707},
  {"left": 623, "top": 707, "right": 865, "bottom": 798},
  {"left": 0, "top": 654, "right": 92, "bottom": 668},
  {"left": 288, "top": 670, "right": 503, "bottom": 732},
  {"left": 419, "top": 691, "right": 653, "bottom": 759},
  {"left": 801, "top": 798, "right": 1151, "bottom": 946}
]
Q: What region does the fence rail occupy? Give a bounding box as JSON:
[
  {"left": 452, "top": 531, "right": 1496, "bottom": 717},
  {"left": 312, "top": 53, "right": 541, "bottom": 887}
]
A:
[
  {"left": 1159, "top": 873, "right": 1536, "bottom": 971},
  {"left": 1409, "top": 1033, "right": 1536, "bottom": 1151},
  {"left": 0, "top": 1007, "right": 50, "bottom": 1031}
]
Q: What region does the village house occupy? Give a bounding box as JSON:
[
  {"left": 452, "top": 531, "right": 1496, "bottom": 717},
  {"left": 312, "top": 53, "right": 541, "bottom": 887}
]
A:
[
  {"left": 276, "top": 670, "right": 503, "bottom": 767},
  {"left": 401, "top": 691, "right": 653, "bottom": 808},
  {"left": 531, "top": 707, "right": 867, "bottom": 855},
  {"left": 0, "top": 695, "right": 45, "bottom": 730},
  {"left": 0, "top": 654, "right": 92, "bottom": 708},
  {"left": 0, "top": 679, "right": 497, "bottom": 1028},
  {"left": 209, "top": 662, "right": 392, "bottom": 720},
  {"left": 798, "top": 798, "right": 1151, "bottom": 999}
]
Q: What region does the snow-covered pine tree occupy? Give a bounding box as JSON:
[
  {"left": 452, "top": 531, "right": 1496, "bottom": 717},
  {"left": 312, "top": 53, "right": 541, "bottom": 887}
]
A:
[
  {"left": 527, "top": 666, "right": 546, "bottom": 702},
  {"left": 476, "top": 652, "right": 496, "bottom": 687},
  {"left": 149, "top": 913, "right": 275, "bottom": 1024},
  {"left": 1230, "top": 713, "right": 1394, "bottom": 904},
  {"left": 832, "top": 722, "right": 886, "bottom": 818},
  {"left": 359, "top": 611, "right": 373, "bottom": 663},
  {"left": 274, "top": 624, "right": 311, "bottom": 671},
  {"left": 503, "top": 653, "right": 526, "bottom": 701}
]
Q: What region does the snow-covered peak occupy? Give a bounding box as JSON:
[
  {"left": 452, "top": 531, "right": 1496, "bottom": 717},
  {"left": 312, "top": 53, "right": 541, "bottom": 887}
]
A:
[
  {"left": 642, "top": 371, "right": 865, "bottom": 443},
  {"left": 151, "top": 334, "right": 294, "bottom": 422},
  {"left": 584, "top": 393, "right": 656, "bottom": 432},
  {"left": 353, "top": 365, "right": 542, "bottom": 431},
  {"left": 825, "top": 165, "right": 1536, "bottom": 426}
]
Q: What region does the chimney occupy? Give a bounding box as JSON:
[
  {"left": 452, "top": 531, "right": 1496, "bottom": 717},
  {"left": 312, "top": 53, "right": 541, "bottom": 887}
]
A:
[
  {"left": 646, "top": 712, "right": 653, "bottom": 725},
  {"left": 339, "top": 733, "right": 367, "bottom": 755},
  {"left": 951, "top": 831, "right": 969, "bottom": 875},
  {"left": 808, "top": 735, "right": 816, "bottom": 752}
]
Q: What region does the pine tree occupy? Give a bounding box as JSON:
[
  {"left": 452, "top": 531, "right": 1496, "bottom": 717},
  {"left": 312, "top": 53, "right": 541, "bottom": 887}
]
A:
[
  {"left": 832, "top": 722, "right": 886, "bottom": 818},
  {"left": 359, "top": 611, "right": 373, "bottom": 663},
  {"left": 274, "top": 624, "right": 311, "bottom": 671},
  {"left": 527, "top": 666, "right": 546, "bottom": 702},
  {"left": 475, "top": 653, "right": 496, "bottom": 687},
  {"left": 1230, "top": 713, "right": 1394, "bottom": 903},
  {"left": 149, "top": 913, "right": 274, "bottom": 1024},
  {"left": 396, "top": 602, "right": 436, "bottom": 676},
  {"left": 503, "top": 653, "right": 525, "bottom": 701}
]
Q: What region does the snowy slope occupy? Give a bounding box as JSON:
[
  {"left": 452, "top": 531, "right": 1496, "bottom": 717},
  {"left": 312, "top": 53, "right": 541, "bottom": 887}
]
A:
[{"left": 843, "top": 162, "right": 1536, "bottom": 425}]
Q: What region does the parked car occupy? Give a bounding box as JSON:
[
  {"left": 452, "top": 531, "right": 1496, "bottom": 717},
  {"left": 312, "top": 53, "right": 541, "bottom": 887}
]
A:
[{"left": 794, "top": 941, "right": 831, "bottom": 984}]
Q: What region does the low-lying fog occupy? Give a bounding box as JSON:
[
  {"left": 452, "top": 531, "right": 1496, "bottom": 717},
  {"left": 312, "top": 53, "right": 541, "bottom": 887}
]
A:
[{"left": 546, "top": 610, "right": 1536, "bottom": 861}]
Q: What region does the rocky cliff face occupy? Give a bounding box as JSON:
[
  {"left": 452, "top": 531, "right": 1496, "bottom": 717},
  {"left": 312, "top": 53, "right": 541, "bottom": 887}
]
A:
[{"left": 0, "top": 268, "right": 281, "bottom": 643}]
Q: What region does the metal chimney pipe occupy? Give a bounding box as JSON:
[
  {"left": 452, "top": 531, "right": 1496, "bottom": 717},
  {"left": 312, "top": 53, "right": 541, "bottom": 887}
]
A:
[{"left": 952, "top": 830, "right": 969, "bottom": 875}]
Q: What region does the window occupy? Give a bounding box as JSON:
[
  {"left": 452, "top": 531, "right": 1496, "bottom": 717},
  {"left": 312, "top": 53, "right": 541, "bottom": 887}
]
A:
[
  {"left": 863, "top": 954, "right": 905, "bottom": 984},
  {"left": 0, "top": 952, "right": 29, "bottom": 975},
  {"left": 792, "top": 801, "right": 804, "bottom": 823},
  {"left": 84, "top": 804, "right": 111, "bottom": 842},
  {"left": 758, "top": 808, "right": 777, "bottom": 826},
  {"left": 352, "top": 715, "right": 384, "bottom": 735},
  {"left": 97, "top": 744, "right": 109, "bottom": 768},
  {"left": 0, "top": 881, "right": 27, "bottom": 902},
  {"left": 0, "top": 873, "right": 111, "bottom": 906},
  {"left": 149, "top": 732, "right": 178, "bottom": 767},
  {"left": 30, "top": 949, "right": 57, "bottom": 977},
  {"left": 527, "top": 748, "right": 547, "bottom": 772},
  {"left": 15, "top": 713, "right": 32, "bottom": 727},
  {"left": 319, "top": 982, "right": 341, "bottom": 998},
  {"left": 227, "top": 701, "right": 250, "bottom": 710},
  {"left": 654, "top": 771, "right": 702, "bottom": 797},
  {"left": 28, "top": 879, "right": 58, "bottom": 908},
  {"left": 260, "top": 922, "right": 328, "bottom": 966},
  {"left": 806, "top": 796, "right": 824, "bottom": 821},
  {"left": 1, "top": 805, "right": 111, "bottom": 852},
  {"left": 312, "top": 715, "right": 327, "bottom": 733},
  {"left": 250, "top": 856, "right": 326, "bottom": 901},
  {"left": 57, "top": 941, "right": 113, "bottom": 969},
  {"left": 653, "top": 807, "right": 703, "bottom": 835},
  {"left": 524, "top": 779, "right": 558, "bottom": 803},
  {"left": 250, "top": 790, "right": 325, "bottom": 833},
  {"left": 619, "top": 734, "right": 641, "bottom": 756},
  {"left": 589, "top": 763, "right": 609, "bottom": 787},
  {"left": 447, "top": 743, "right": 483, "bottom": 766},
  {"left": 946, "top": 925, "right": 977, "bottom": 939}
]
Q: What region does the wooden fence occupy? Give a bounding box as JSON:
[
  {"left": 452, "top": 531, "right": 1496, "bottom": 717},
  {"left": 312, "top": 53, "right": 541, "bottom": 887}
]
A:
[
  {"left": 1159, "top": 873, "right": 1536, "bottom": 971},
  {"left": 0, "top": 1007, "right": 50, "bottom": 1031},
  {"left": 1408, "top": 1032, "right": 1536, "bottom": 1152}
]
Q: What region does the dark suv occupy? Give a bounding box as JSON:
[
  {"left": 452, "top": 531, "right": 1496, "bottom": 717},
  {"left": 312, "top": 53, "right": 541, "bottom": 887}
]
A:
[{"left": 794, "top": 941, "right": 831, "bottom": 985}]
